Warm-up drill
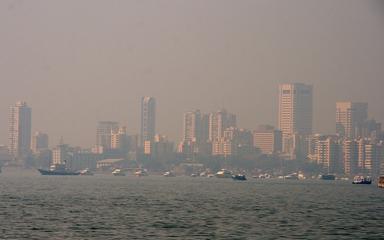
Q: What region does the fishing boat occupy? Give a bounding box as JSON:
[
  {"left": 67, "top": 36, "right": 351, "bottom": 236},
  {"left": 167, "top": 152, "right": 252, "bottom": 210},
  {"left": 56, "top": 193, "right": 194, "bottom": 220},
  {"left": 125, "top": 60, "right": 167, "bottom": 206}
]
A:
[
  {"left": 378, "top": 176, "right": 384, "bottom": 188},
  {"left": 352, "top": 176, "right": 372, "bottom": 184},
  {"left": 38, "top": 164, "right": 80, "bottom": 176}
]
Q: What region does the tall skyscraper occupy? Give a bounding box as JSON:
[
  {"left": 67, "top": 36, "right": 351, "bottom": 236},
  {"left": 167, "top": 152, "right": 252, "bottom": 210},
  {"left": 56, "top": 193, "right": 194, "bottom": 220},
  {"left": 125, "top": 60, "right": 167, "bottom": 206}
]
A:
[
  {"left": 8, "top": 101, "right": 32, "bottom": 158},
  {"left": 336, "top": 102, "right": 368, "bottom": 139},
  {"left": 278, "top": 83, "right": 313, "bottom": 154},
  {"left": 96, "top": 121, "right": 119, "bottom": 153},
  {"left": 278, "top": 83, "right": 313, "bottom": 137},
  {"left": 141, "top": 97, "right": 156, "bottom": 147}
]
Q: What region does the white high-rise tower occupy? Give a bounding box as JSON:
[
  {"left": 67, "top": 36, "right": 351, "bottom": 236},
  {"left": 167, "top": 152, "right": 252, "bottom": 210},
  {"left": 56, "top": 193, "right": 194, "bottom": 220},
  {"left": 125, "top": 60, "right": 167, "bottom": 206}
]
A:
[{"left": 9, "top": 101, "right": 32, "bottom": 158}]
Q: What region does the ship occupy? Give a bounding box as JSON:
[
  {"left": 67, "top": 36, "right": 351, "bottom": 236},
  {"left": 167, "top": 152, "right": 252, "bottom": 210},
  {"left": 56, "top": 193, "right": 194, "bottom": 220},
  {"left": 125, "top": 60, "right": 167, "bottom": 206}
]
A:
[
  {"left": 38, "top": 164, "right": 80, "bottom": 176},
  {"left": 320, "top": 174, "right": 336, "bottom": 180},
  {"left": 378, "top": 176, "right": 384, "bottom": 188}
]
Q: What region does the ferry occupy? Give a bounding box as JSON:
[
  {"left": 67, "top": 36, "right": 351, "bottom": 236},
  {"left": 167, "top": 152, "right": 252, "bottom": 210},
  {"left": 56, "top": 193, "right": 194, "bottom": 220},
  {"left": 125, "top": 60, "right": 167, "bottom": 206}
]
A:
[
  {"left": 378, "top": 176, "right": 384, "bottom": 188},
  {"left": 38, "top": 164, "right": 80, "bottom": 176},
  {"left": 215, "top": 169, "right": 233, "bottom": 178},
  {"left": 352, "top": 176, "right": 372, "bottom": 184}
]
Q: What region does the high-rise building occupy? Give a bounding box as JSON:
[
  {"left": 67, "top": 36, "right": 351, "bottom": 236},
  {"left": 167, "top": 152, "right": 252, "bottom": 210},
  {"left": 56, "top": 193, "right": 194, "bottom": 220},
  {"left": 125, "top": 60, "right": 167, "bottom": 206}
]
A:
[
  {"left": 96, "top": 121, "right": 119, "bottom": 153},
  {"left": 336, "top": 102, "right": 368, "bottom": 139},
  {"left": 111, "top": 126, "right": 128, "bottom": 152},
  {"left": 8, "top": 101, "right": 32, "bottom": 158},
  {"left": 343, "top": 140, "right": 359, "bottom": 175},
  {"left": 278, "top": 83, "right": 313, "bottom": 138},
  {"left": 141, "top": 97, "right": 156, "bottom": 147},
  {"left": 183, "top": 110, "right": 201, "bottom": 143},
  {"left": 208, "top": 109, "right": 236, "bottom": 142},
  {"left": 253, "top": 125, "right": 282, "bottom": 155},
  {"left": 31, "top": 131, "right": 49, "bottom": 153},
  {"left": 315, "top": 137, "right": 342, "bottom": 174}
]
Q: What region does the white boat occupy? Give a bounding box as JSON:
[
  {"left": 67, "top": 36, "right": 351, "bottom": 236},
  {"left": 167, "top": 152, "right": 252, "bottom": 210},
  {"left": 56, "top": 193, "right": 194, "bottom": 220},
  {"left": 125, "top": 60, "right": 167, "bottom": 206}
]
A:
[
  {"left": 215, "top": 169, "right": 233, "bottom": 178},
  {"left": 79, "top": 168, "right": 94, "bottom": 176},
  {"left": 163, "top": 171, "right": 175, "bottom": 177},
  {"left": 112, "top": 169, "right": 126, "bottom": 176},
  {"left": 284, "top": 173, "right": 299, "bottom": 180},
  {"left": 134, "top": 169, "right": 148, "bottom": 176}
]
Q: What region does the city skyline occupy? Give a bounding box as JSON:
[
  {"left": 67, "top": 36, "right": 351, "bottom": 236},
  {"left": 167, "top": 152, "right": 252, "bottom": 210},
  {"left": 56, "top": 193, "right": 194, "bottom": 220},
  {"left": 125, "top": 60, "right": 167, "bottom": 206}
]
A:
[
  {"left": 0, "top": 0, "right": 383, "bottom": 147},
  {"left": 2, "top": 86, "right": 381, "bottom": 150}
]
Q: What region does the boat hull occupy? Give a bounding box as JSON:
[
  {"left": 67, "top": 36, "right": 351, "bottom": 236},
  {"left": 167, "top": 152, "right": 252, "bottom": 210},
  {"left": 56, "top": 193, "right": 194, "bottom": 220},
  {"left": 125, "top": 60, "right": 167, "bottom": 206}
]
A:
[{"left": 38, "top": 169, "right": 80, "bottom": 176}]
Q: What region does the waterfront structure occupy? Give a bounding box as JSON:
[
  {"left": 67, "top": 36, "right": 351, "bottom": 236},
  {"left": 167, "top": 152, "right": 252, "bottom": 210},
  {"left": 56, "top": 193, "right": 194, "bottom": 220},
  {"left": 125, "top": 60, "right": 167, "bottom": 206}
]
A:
[
  {"left": 253, "top": 125, "right": 282, "bottom": 155},
  {"left": 96, "top": 121, "right": 119, "bottom": 153},
  {"left": 31, "top": 131, "right": 49, "bottom": 153},
  {"left": 8, "top": 101, "right": 32, "bottom": 159},
  {"left": 336, "top": 102, "right": 368, "bottom": 139},
  {"left": 141, "top": 97, "right": 156, "bottom": 147}
]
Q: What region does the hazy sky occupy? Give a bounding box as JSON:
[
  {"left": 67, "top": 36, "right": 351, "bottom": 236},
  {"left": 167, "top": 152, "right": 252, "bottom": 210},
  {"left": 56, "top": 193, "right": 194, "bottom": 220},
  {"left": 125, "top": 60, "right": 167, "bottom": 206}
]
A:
[{"left": 0, "top": 0, "right": 383, "bottom": 147}]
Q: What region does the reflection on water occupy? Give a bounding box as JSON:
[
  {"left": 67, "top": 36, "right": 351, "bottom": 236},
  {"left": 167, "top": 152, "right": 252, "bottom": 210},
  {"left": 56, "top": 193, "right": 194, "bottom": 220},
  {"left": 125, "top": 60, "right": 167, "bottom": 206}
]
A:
[{"left": 0, "top": 169, "right": 383, "bottom": 239}]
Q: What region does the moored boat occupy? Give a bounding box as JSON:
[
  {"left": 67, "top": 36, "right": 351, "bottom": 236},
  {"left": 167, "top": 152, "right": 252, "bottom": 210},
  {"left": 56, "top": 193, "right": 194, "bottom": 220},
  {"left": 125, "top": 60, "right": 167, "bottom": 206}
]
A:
[
  {"left": 79, "top": 168, "right": 94, "bottom": 176},
  {"left": 378, "top": 176, "right": 384, "bottom": 188},
  {"left": 38, "top": 164, "right": 80, "bottom": 176},
  {"left": 215, "top": 169, "right": 232, "bottom": 178},
  {"left": 320, "top": 174, "right": 336, "bottom": 180},
  {"left": 163, "top": 171, "right": 175, "bottom": 177},
  {"left": 232, "top": 174, "right": 247, "bottom": 181},
  {"left": 352, "top": 176, "right": 372, "bottom": 184},
  {"left": 112, "top": 169, "right": 126, "bottom": 176},
  {"left": 134, "top": 169, "right": 148, "bottom": 177}
]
